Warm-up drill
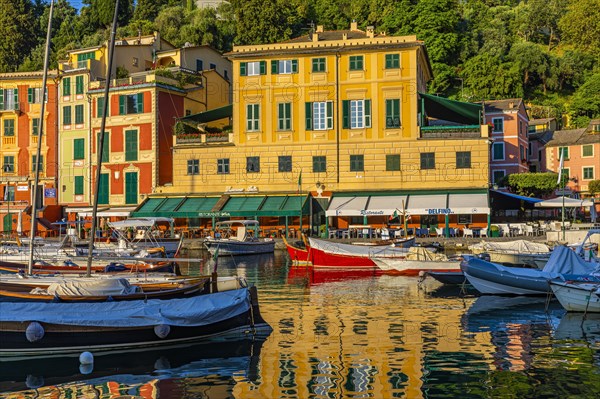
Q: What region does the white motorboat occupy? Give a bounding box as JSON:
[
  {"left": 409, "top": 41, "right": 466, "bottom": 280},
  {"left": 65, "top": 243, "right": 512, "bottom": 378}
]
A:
[
  {"left": 469, "top": 240, "right": 551, "bottom": 267},
  {"left": 204, "top": 220, "right": 275, "bottom": 256},
  {"left": 549, "top": 280, "right": 600, "bottom": 312}
]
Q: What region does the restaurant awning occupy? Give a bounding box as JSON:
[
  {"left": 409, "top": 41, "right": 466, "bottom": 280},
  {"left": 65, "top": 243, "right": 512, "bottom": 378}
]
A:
[
  {"left": 419, "top": 92, "right": 483, "bottom": 125},
  {"left": 131, "top": 194, "right": 310, "bottom": 218},
  {"left": 325, "top": 191, "right": 490, "bottom": 217},
  {"left": 178, "top": 104, "right": 233, "bottom": 125},
  {"left": 66, "top": 206, "right": 136, "bottom": 217}
]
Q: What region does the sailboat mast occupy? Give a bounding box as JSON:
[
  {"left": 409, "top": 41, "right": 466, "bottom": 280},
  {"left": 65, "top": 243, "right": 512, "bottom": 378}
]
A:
[
  {"left": 27, "top": 0, "right": 55, "bottom": 275},
  {"left": 86, "top": 0, "right": 120, "bottom": 277}
]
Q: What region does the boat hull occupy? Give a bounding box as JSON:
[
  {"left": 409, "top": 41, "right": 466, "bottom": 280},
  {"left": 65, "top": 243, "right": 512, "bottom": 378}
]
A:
[
  {"left": 373, "top": 258, "right": 461, "bottom": 276},
  {"left": 0, "top": 286, "right": 269, "bottom": 357},
  {"left": 461, "top": 259, "right": 552, "bottom": 295},
  {"left": 205, "top": 240, "right": 275, "bottom": 256},
  {"left": 550, "top": 281, "right": 600, "bottom": 312}
]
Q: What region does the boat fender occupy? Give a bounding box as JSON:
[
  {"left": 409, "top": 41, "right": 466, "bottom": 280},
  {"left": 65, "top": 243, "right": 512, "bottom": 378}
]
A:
[
  {"left": 79, "top": 351, "right": 94, "bottom": 365},
  {"left": 25, "top": 375, "right": 44, "bottom": 389},
  {"left": 25, "top": 322, "right": 44, "bottom": 342},
  {"left": 154, "top": 324, "right": 170, "bottom": 339},
  {"left": 80, "top": 363, "right": 94, "bottom": 375}
]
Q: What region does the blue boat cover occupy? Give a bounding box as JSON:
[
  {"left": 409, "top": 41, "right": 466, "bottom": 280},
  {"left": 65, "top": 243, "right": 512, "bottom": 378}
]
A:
[{"left": 0, "top": 288, "right": 250, "bottom": 328}]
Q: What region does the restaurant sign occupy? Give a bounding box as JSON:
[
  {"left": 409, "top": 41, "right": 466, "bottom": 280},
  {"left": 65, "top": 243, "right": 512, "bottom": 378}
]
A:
[
  {"left": 198, "top": 212, "right": 231, "bottom": 217},
  {"left": 426, "top": 208, "right": 454, "bottom": 215}
]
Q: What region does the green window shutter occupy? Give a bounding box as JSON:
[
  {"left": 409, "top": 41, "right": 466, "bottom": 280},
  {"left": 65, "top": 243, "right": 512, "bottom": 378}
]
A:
[
  {"left": 125, "top": 172, "right": 138, "bottom": 204},
  {"left": 285, "top": 103, "right": 291, "bottom": 130},
  {"left": 63, "top": 106, "right": 71, "bottom": 125},
  {"left": 13, "top": 89, "right": 18, "bottom": 108},
  {"left": 119, "top": 95, "right": 125, "bottom": 115},
  {"left": 136, "top": 93, "right": 144, "bottom": 113},
  {"left": 0, "top": 90, "right": 4, "bottom": 109},
  {"left": 305, "top": 102, "right": 312, "bottom": 130},
  {"left": 98, "top": 173, "right": 109, "bottom": 204},
  {"left": 292, "top": 59, "right": 298, "bottom": 73},
  {"left": 97, "top": 132, "right": 109, "bottom": 163},
  {"left": 259, "top": 61, "right": 266, "bottom": 75},
  {"left": 271, "top": 60, "right": 279, "bottom": 74},
  {"left": 240, "top": 62, "right": 247, "bottom": 76},
  {"left": 63, "top": 77, "right": 71, "bottom": 96},
  {"left": 365, "top": 99, "right": 371, "bottom": 128},
  {"left": 125, "top": 130, "right": 138, "bottom": 161},
  {"left": 342, "top": 100, "right": 349, "bottom": 129},
  {"left": 74, "top": 138, "right": 85, "bottom": 159},
  {"left": 75, "top": 105, "right": 84, "bottom": 124},
  {"left": 32, "top": 118, "right": 39, "bottom": 135},
  {"left": 326, "top": 101, "right": 333, "bottom": 129},
  {"left": 74, "top": 176, "right": 84, "bottom": 195},
  {"left": 28, "top": 88, "right": 33, "bottom": 103},
  {"left": 76, "top": 76, "right": 84, "bottom": 94},
  {"left": 97, "top": 97, "right": 106, "bottom": 118}
]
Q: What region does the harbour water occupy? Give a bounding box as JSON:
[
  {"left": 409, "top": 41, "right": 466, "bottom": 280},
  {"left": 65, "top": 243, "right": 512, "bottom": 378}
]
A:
[{"left": 1, "top": 250, "right": 599, "bottom": 398}]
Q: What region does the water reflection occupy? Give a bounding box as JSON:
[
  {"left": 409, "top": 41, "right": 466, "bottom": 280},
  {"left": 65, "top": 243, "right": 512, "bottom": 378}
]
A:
[{"left": 2, "top": 250, "right": 599, "bottom": 398}]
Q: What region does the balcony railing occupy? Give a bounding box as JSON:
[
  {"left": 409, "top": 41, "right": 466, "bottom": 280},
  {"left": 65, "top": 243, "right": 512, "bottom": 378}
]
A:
[
  {"left": 420, "top": 125, "right": 484, "bottom": 139},
  {"left": 175, "top": 132, "right": 233, "bottom": 145},
  {"left": 2, "top": 136, "right": 16, "bottom": 146}
]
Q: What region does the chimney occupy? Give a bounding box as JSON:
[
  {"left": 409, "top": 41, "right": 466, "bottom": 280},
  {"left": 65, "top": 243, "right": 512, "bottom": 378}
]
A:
[
  {"left": 366, "top": 26, "right": 375, "bottom": 38},
  {"left": 350, "top": 21, "right": 358, "bottom": 31},
  {"left": 342, "top": 33, "right": 348, "bottom": 40},
  {"left": 316, "top": 25, "right": 324, "bottom": 33},
  {"left": 508, "top": 101, "right": 515, "bottom": 109},
  {"left": 312, "top": 32, "right": 319, "bottom": 42}
]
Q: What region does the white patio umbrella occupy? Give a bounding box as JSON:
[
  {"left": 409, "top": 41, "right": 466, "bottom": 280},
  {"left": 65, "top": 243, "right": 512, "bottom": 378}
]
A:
[{"left": 534, "top": 196, "right": 594, "bottom": 208}]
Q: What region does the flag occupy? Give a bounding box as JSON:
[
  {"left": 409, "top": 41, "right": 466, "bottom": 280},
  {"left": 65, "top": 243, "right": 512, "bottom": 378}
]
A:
[
  {"left": 389, "top": 209, "right": 399, "bottom": 221},
  {"left": 557, "top": 149, "right": 564, "bottom": 185}
]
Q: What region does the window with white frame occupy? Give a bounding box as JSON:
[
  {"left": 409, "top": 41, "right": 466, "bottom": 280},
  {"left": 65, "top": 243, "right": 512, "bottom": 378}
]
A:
[
  {"left": 217, "top": 158, "right": 230, "bottom": 174},
  {"left": 492, "top": 142, "right": 505, "bottom": 160},
  {"left": 350, "top": 100, "right": 364, "bottom": 129},
  {"left": 187, "top": 159, "right": 199, "bottom": 175},
  {"left": 246, "top": 104, "right": 260, "bottom": 131},
  {"left": 492, "top": 117, "right": 503, "bottom": 133},
  {"left": 583, "top": 167, "right": 594, "bottom": 180},
  {"left": 313, "top": 102, "right": 327, "bottom": 130},
  {"left": 582, "top": 145, "right": 594, "bottom": 157},
  {"left": 278, "top": 60, "right": 292, "bottom": 74},
  {"left": 247, "top": 61, "right": 261, "bottom": 76}
]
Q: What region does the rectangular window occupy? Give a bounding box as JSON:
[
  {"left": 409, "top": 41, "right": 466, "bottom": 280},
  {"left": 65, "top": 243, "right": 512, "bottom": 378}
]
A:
[
  {"left": 217, "top": 158, "right": 230, "bottom": 174},
  {"left": 386, "top": 154, "right": 400, "bottom": 171},
  {"left": 456, "top": 151, "right": 471, "bottom": 169},
  {"left": 246, "top": 103, "right": 260, "bottom": 131},
  {"left": 3, "top": 119, "right": 15, "bottom": 136},
  {"left": 385, "top": 99, "right": 401, "bottom": 128},
  {"left": 77, "top": 52, "right": 95, "bottom": 62},
  {"left": 385, "top": 54, "right": 400, "bottom": 69},
  {"left": 98, "top": 173, "right": 109, "bottom": 204},
  {"left": 272, "top": 59, "right": 298, "bottom": 74},
  {"left": 125, "top": 130, "right": 138, "bottom": 161},
  {"left": 312, "top": 58, "right": 326, "bottom": 72},
  {"left": 119, "top": 93, "right": 144, "bottom": 115},
  {"left": 492, "top": 118, "right": 503, "bottom": 133},
  {"left": 492, "top": 142, "right": 505, "bottom": 160},
  {"left": 350, "top": 155, "right": 364, "bottom": 172},
  {"left": 343, "top": 100, "right": 371, "bottom": 129},
  {"left": 558, "top": 146, "right": 569, "bottom": 160},
  {"left": 187, "top": 159, "right": 199, "bottom": 175},
  {"left": 3, "top": 156, "right": 14, "bottom": 173},
  {"left": 209, "top": 63, "right": 216, "bottom": 70},
  {"left": 313, "top": 156, "right": 326, "bottom": 173},
  {"left": 125, "top": 172, "right": 138, "bottom": 204},
  {"left": 582, "top": 145, "right": 593, "bottom": 157},
  {"left": 63, "top": 105, "right": 72, "bottom": 125},
  {"left": 32, "top": 118, "right": 40, "bottom": 135},
  {"left": 196, "top": 59, "right": 203, "bottom": 71},
  {"left": 583, "top": 167, "right": 594, "bottom": 180},
  {"left": 520, "top": 145, "right": 526, "bottom": 161},
  {"left": 96, "top": 132, "right": 109, "bottom": 163},
  {"left": 75, "top": 104, "right": 84, "bottom": 124},
  {"left": 27, "top": 87, "right": 43, "bottom": 103},
  {"left": 420, "top": 152, "right": 435, "bottom": 170},
  {"left": 74, "top": 176, "right": 84, "bottom": 195},
  {"left": 278, "top": 155, "right": 292, "bottom": 172},
  {"left": 493, "top": 170, "right": 506, "bottom": 184},
  {"left": 62, "top": 77, "right": 71, "bottom": 96},
  {"left": 75, "top": 75, "right": 84, "bottom": 95},
  {"left": 246, "top": 156, "right": 260, "bottom": 173},
  {"left": 277, "top": 103, "right": 292, "bottom": 131},
  {"left": 97, "top": 97, "right": 108, "bottom": 118},
  {"left": 32, "top": 155, "right": 44, "bottom": 172},
  {"left": 0, "top": 88, "right": 18, "bottom": 111},
  {"left": 73, "top": 138, "right": 85, "bottom": 160},
  {"left": 242, "top": 61, "right": 266, "bottom": 76},
  {"left": 349, "top": 55, "right": 364, "bottom": 71}
]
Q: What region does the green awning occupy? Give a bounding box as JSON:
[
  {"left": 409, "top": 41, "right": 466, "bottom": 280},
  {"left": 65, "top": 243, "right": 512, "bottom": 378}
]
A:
[
  {"left": 419, "top": 92, "right": 482, "bottom": 125},
  {"left": 132, "top": 196, "right": 221, "bottom": 218},
  {"left": 179, "top": 104, "right": 232, "bottom": 124},
  {"left": 177, "top": 197, "right": 221, "bottom": 213},
  {"left": 220, "top": 196, "right": 266, "bottom": 216}
]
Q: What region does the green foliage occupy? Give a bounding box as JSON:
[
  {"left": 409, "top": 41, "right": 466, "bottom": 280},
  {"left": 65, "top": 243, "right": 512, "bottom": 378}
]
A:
[
  {"left": 589, "top": 180, "right": 600, "bottom": 195},
  {"left": 0, "top": 0, "right": 39, "bottom": 72},
  {"left": 502, "top": 172, "right": 567, "bottom": 197},
  {"left": 569, "top": 73, "right": 600, "bottom": 123},
  {"left": 559, "top": 0, "right": 600, "bottom": 53}
]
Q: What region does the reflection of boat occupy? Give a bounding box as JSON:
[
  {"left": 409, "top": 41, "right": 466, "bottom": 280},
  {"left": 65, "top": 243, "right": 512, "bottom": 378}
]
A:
[
  {"left": 426, "top": 271, "right": 466, "bottom": 285},
  {"left": 0, "top": 258, "right": 176, "bottom": 274},
  {"left": 204, "top": 220, "right": 275, "bottom": 256},
  {"left": 0, "top": 285, "right": 270, "bottom": 357},
  {"left": 462, "top": 246, "right": 600, "bottom": 295},
  {"left": 549, "top": 280, "right": 600, "bottom": 312},
  {"left": 372, "top": 247, "right": 461, "bottom": 276},
  {"left": 0, "top": 333, "right": 269, "bottom": 392},
  {"left": 287, "top": 265, "right": 381, "bottom": 285},
  {"left": 469, "top": 240, "right": 551, "bottom": 267},
  {"left": 554, "top": 312, "right": 600, "bottom": 341}
]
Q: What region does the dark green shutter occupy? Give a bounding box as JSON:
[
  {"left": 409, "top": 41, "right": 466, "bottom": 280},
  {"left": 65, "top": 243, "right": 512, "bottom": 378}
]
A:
[
  {"left": 125, "top": 130, "right": 138, "bottom": 161},
  {"left": 74, "top": 138, "right": 84, "bottom": 159},
  {"left": 63, "top": 106, "right": 71, "bottom": 125},
  {"left": 97, "top": 132, "right": 109, "bottom": 163},
  {"left": 98, "top": 173, "right": 109, "bottom": 204},
  {"left": 97, "top": 97, "right": 106, "bottom": 117},
  {"left": 0, "top": 90, "right": 4, "bottom": 109},
  {"left": 125, "top": 172, "right": 138, "bottom": 204},
  {"left": 32, "top": 118, "right": 39, "bottom": 135},
  {"left": 285, "top": 103, "right": 291, "bottom": 130},
  {"left": 342, "top": 100, "right": 349, "bottom": 129},
  {"left": 76, "top": 76, "right": 84, "bottom": 94},
  {"left": 63, "top": 77, "right": 71, "bottom": 96},
  {"left": 365, "top": 99, "right": 371, "bottom": 128},
  {"left": 13, "top": 89, "right": 18, "bottom": 109},
  {"left": 74, "top": 176, "right": 84, "bottom": 195},
  {"left": 292, "top": 59, "right": 298, "bottom": 73},
  {"left": 305, "top": 102, "right": 312, "bottom": 130},
  {"left": 136, "top": 93, "right": 144, "bottom": 113},
  {"left": 327, "top": 102, "right": 333, "bottom": 129},
  {"left": 259, "top": 61, "right": 266, "bottom": 75},
  {"left": 119, "top": 95, "right": 125, "bottom": 115},
  {"left": 28, "top": 88, "right": 33, "bottom": 103},
  {"left": 271, "top": 60, "right": 279, "bottom": 74},
  {"left": 240, "top": 62, "right": 247, "bottom": 76},
  {"left": 75, "top": 105, "right": 84, "bottom": 124}
]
